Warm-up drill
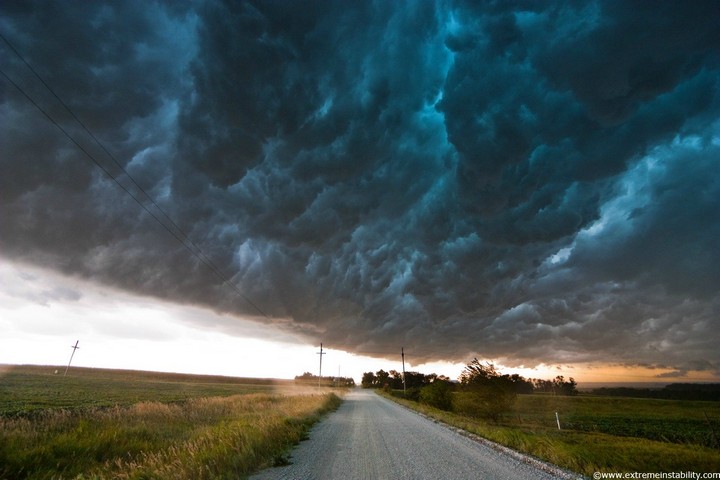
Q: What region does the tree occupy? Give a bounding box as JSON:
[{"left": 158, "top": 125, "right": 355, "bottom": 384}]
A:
[
  {"left": 420, "top": 379, "right": 454, "bottom": 411},
  {"left": 361, "top": 371, "right": 376, "bottom": 389},
  {"left": 459, "top": 358, "right": 501, "bottom": 385},
  {"left": 529, "top": 376, "right": 577, "bottom": 395},
  {"left": 404, "top": 371, "right": 431, "bottom": 389},
  {"left": 294, "top": 372, "right": 318, "bottom": 385},
  {"left": 361, "top": 369, "right": 398, "bottom": 389},
  {"left": 552, "top": 376, "right": 578, "bottom": 396},
  {"left": 334, "top": 376, "right": 356, "bottom": 388},
  {"left": 375, "top": 369, "right": 390, "bottom": 389},
  {"left": 505, "top": 373, "right": 534, "bottom": 394},
  {"left": 388, "top": 370, "right": 404, "bottom": 389},
  {"left": 295, "top": 372, "right": 340, "bottom": 387},
  {"left": 456, "top": 359, "right": 517, "bottom": 422},
  {"left": 531, "top": 378, "right": 554, "bottom": 393}
]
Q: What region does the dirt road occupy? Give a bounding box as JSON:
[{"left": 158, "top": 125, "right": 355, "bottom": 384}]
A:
[{"left": 251, "top": 389, "right": 572, "bottom": 480}]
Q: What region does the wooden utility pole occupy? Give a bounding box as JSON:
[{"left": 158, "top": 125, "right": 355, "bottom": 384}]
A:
[
  {"left": 64, "top": 340, "right": 79, "bottom": 376},
  {"left": 317, "top": 343, "right": 326, "bottom": 387},
  {"left": 401, "top": 347, "right": 406, "bottom": 396}
]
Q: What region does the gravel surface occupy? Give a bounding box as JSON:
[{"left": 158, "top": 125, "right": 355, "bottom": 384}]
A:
[{"left": 250, "top": 389, "right": 577, "bottom": 480}]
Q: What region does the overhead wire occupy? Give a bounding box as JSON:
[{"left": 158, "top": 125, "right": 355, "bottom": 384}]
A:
[
  {"left": 0, "top": 33, "right": 195, "bottom": 246},
  {"left": 0, "top": 33, "right": 271, "bottom": 320}
]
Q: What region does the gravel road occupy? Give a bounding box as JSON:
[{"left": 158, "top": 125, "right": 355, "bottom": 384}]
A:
[{"left": 250, "top": 389, "right": 574, "bottom": 480}]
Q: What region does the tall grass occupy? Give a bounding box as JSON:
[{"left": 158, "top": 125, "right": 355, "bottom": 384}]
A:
[
  {"left": 381, "top": 391, "right": 720, "bottom": 475},
  {"left": 0, "top": 392, "right": 341, "bottom": 479}
]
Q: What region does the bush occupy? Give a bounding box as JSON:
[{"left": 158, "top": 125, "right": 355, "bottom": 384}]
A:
[
  {"left": 419, "top": 381, "right": 453, "bottom": 411},
  {"left": 453, "top": 385, "right": 516, "bottom": 422},
  {"left": 405, "top": 387, "right": 421, "bottom": 401},
  {"left": 389, "top": 387, "right": 421, "bottom": 401}
]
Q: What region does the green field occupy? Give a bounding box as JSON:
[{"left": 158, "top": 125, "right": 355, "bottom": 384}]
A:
[
  {"left": 514, "top": 394, "right": 720, "bottom": 448},
  {"left": 0, "top": 365, "right": 342, "bottom": 480},
  {"left": 0, "top": 364, "right": 293, "bottom": 415},
  {"left": 382, "top": 390, "right": 720, "bottom": 475}
]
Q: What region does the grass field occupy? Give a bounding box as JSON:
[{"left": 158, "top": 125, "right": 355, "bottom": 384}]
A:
[
  {"left": 382, "top": 390, "right": 720, "bottom": 475},
  {"left": 0, "top": 365, "right": 343, "bottom": 480},
  {"left": 0, "top": 364, "right": 294, "bottom": 415}
]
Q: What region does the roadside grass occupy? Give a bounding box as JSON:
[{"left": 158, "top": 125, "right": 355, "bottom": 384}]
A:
[
  {"left": 380, "top": 391, "right": 720, "bottom": 475},
  {"left": 0, "top": 365, "right": 342, "bottom": 479}
]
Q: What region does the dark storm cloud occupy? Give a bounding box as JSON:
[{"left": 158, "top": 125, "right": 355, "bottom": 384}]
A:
[{"left": 1, "top": 0, "right": 719, "bottom": 373}]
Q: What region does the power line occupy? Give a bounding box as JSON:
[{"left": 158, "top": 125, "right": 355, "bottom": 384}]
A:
[
  {"left": 0, "top": 34, "right": 270, "bottom": 319},
  {"left": 0, "top": 32, "right": 203, "bottom": 260}
]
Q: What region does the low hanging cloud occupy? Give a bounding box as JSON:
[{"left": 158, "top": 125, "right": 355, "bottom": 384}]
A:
[{"left": 1, "top": 0, "right": 719, "bottom": 373}]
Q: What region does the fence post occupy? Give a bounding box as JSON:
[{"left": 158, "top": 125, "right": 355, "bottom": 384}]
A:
[{"left": 705, "top": 412, "right": 719, "bottom": 449}]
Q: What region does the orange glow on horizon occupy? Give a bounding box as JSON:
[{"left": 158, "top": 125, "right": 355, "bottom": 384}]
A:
[
  {"left": 412, "top": 360, "right": 719, "bottom": 386},
  {"left": 501, "top": 364, "right": 720, "bottom": 386}
]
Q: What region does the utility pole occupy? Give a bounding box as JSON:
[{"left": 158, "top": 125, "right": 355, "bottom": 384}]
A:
[
  {"left": 317, "top": 343, "right": 326, "bottom": 388},
  {"left": 64, "top": 340, "right": 79, "bottom": 376},
  {"left": 401, "top": 347, "right": 406, "bottom": 397}
]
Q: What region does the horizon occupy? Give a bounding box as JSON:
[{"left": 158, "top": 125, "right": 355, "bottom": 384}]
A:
[
  {"left": 1, "top": 2, "right": 718, "bottom": 384},
  {"left": 2, "top": 259, "right": 718, "bottom": 387},
  {"left": 4, "top": 362, "right": 719, "bottom": 391}
]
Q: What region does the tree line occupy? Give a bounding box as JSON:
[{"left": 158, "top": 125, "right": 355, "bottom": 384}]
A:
[
  {"left": 361, "top": 370, "right": 452, "bottom": 390},
  {"left": 362, "top": 359, "right": 577, "bottom": 396},
  {"left": 591, "top": 383, "right": 720, "bottom": 401},
  {"left": 362, "top": 358, "right": 577, "bottom": 421},
  {"left": 294, "top": 372, "right": 356, "bottom": 387}
]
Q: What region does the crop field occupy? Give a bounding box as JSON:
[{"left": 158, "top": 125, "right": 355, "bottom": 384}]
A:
[
  {"left": 0, "top": 364, "right": 293, "bottom": 415},
  {"left": 514, "top": 394, "right": 720, "bottom": 448},
  {"left": 0, "top": 365, "right": 342, "bottom": 480},
  {"left": 383, "top": 391, "right": 720, "bottom": 475}
]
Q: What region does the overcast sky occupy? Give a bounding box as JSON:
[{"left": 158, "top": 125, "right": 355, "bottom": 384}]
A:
[{"left": 1, "top": 1, "right": 719, "bottom": 382}]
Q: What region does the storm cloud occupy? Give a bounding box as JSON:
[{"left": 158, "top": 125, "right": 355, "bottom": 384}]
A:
[{"left": 1, "top": 1, "right": 719, "bottom": 373}]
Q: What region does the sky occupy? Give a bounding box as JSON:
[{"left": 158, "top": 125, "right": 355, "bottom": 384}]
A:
[{"left": 1, "top": 1, "right": 719, "bottom": 384}]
